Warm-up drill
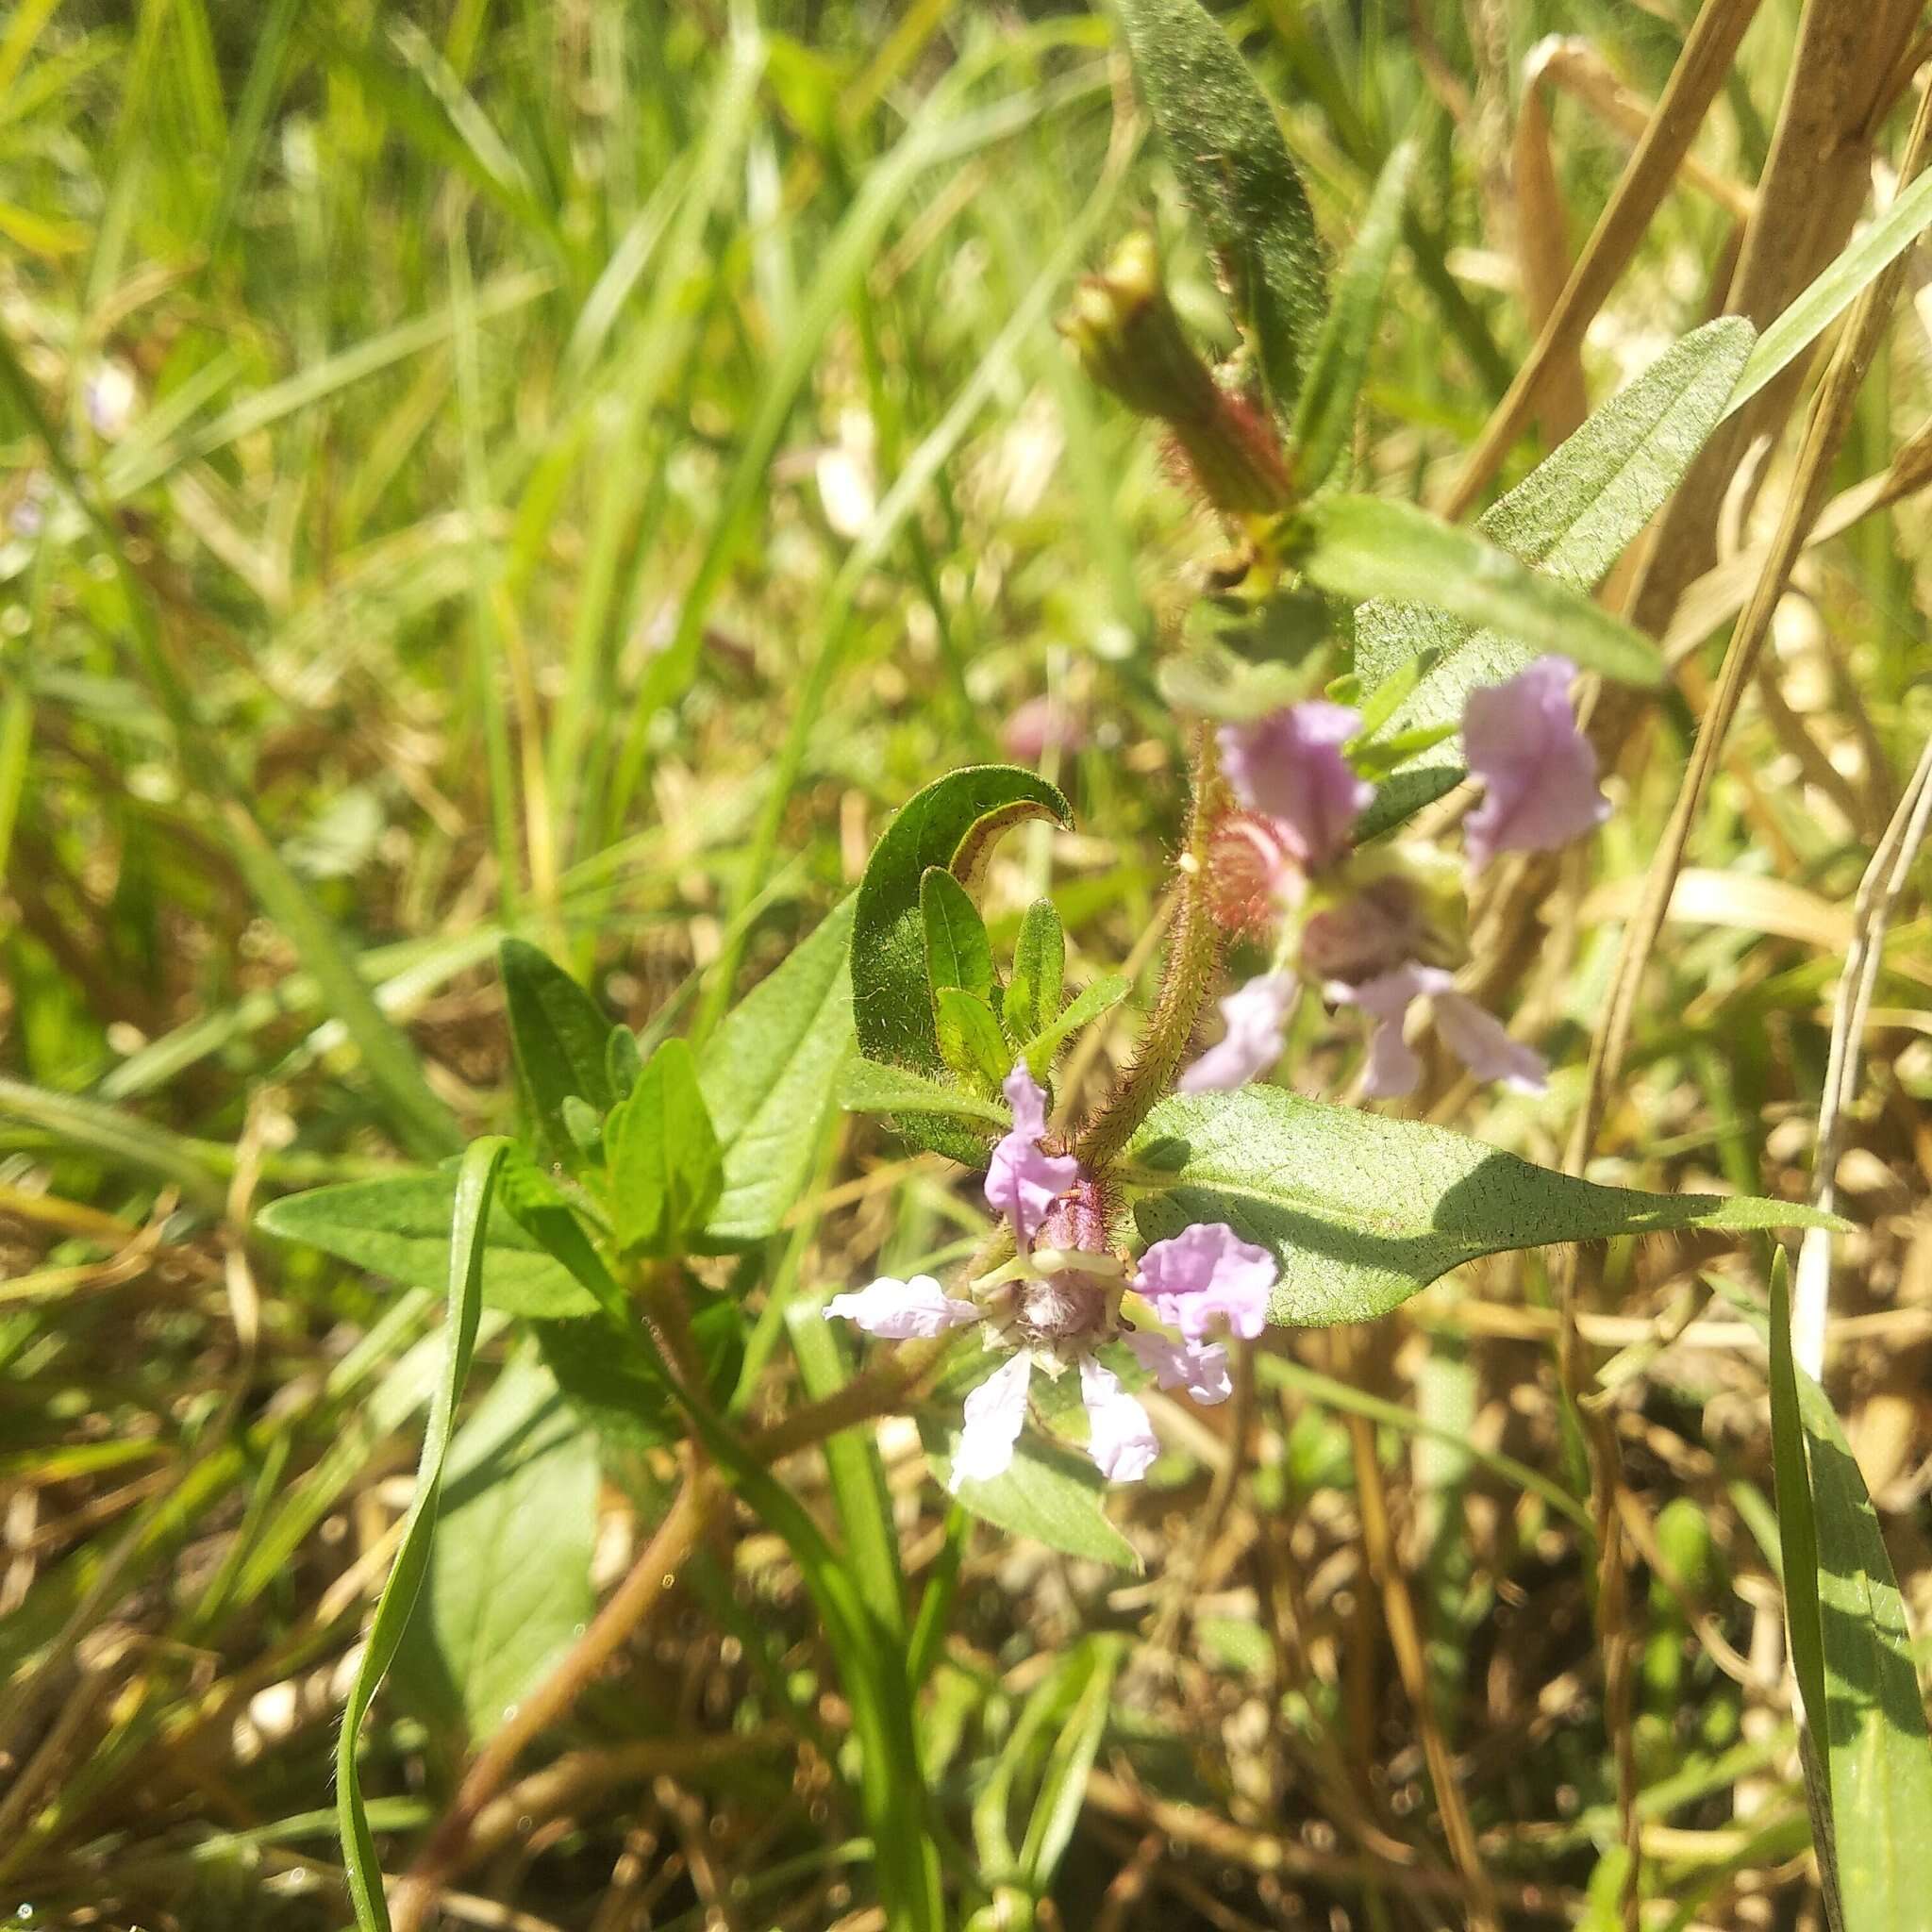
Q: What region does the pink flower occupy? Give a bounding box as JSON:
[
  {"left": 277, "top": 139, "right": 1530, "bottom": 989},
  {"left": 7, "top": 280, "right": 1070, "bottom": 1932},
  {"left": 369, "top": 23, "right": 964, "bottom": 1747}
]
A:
[
  {"left": 1133, "top": 1223, "right": 1275, "bottom": 1341},
  {"left": 1333, "top": 964, "right": 1547, "bottom": 1100},
  {"left": 1180, "top": 972, "right": 1295, "bottom": 1091},
  {"left": 1219, "top": 703, "right": 1373, "bottom": 874},
  {"left": 985, "top": 1063, "right": 1078, "bottom": 1245},
  {"left": 1125, "top": 1329, "right": 1233, "bottom": 1404},
  {"left": 823, "top": 1275, "right": 980, "bottom": 1339},
  {"left": 1002, "top": 695, "right": 1084, "bottom": 764},
  {"left": 952, "top": 1352, "right": 1032, "bottom": 1489},
  {"left": 1078, "top": 1357, "right": 1161, "bottom": 1481},
  {"left": 1462, "top": 658, "right": 1610, "bottom": 870}
]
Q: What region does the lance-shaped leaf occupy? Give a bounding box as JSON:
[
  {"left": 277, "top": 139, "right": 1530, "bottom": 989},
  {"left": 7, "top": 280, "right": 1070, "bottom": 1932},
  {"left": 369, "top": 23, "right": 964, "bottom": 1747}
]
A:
[
  {"left": 1767, "top": 1263, "right": 1932, "bottom": 1930},
  {"left": 1116, "top": 0, "right": 1326, "bottom": 409},
  {"left": 257, "top": 1169, "right": 599, "bottom": 1318},
  {"left": 699, "top": 895, "right": 855, "bottom": 1242},
  {"left": 1291, "top": 137, "right": 1417, "bottom": 492},
  {"left": 1292, "top": 492, "right": 1664, "bottom": 687},
  {"left": 1002, "top": 898, "right": 1066, "bottom": 1045},
  {"left": 500, "top": 939, "right": 616, "bottom": 1169},
  {"left": 1127, "top": 1086, "right": 1841, "bottom": 1327},
  {"left": 1352, "top": 317, "right": 1754, "bottom": 836},
  {"left": 1020, "top": 973, "right": 1131, "bottom": 1081},
  {"left": 607, "top": 1037, "right": 723, "bottom": 1257},
  {"left": 854, "top": 766, "right": 1071, "bottom": 1158},
  {"left": 922, "top": 867, "right": 997, "bottom": 1005},
  {"left": 840, "top": 1058, "right": 1008, "bottom": 1131}
]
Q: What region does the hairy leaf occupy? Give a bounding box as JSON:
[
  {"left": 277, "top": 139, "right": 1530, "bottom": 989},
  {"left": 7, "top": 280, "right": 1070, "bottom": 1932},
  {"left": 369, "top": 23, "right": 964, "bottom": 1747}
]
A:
[
  {"left": 1003, "top": 898, "right": 1066, "bottom": 1045},
  {"left": 840, "top": 1058, "right": 1008, "bottom": 1130},
  {"left": 922, "top": 867, "right": 997, "bottom": 1005},
  {"left": 1117, "top": 0, "right": 1326, "bottom": 409},
  {"left": 1020, "top": 973, "right": 1131, "bottom": 1080},
  {"left": 1129, "top": 1086, "right": 1840, "bottom": 1326}
]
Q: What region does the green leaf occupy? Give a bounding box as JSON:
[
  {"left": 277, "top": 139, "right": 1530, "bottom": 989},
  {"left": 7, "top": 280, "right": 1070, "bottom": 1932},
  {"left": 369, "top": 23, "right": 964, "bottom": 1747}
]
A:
[
  {"left": 1293, "top": 493, "right": 1664, "bottom": 686},
  {"left": 1003, "top": 899, "right": 1066, "bottom": 1045},
  {"left": 1291, "top": 136, "right": 1416, "bottom": 491},
  {"left": 699, "top": 896, "right": 856, "bottom": 1241},
  {"left": 1768, "top": 1261, "right": 1932, "bottom": 1928},
  {"left": 936, "top": 987, "right": 1011, "bottom": 1091},
  {"left": 919, "top": 1412, "right": 1137, "bottom": 1569},
  {"left": 1730, "top": 165, "right": 1932, "bottom": 418},
  {"left": 1020, "top": 973, "right": 1131, "bottom": 1080},
  {"left": 1018, "top": 1637, "right": 1126, "bottom": 1888},
  {"left": 606, "top": 1024, "right": 642, "bottom": 1101},
  {"left": 839, "top": 1058, "right": 1008, "bottom": 1130},
  {"left": 1352, "top": 318, "right": 1754, "bottom": 835},
  {"left": 499, "top": 938, "right": 616, "bottom": 1167},
  {"left": 257, "top": 1171, "right": 598, "bottom": 1318},
  {"left": 922, "top": 866, "right": 997, "bottom": 1006},
  {"left": 1116, "top": 0, "right": 1326, "bottom": 409},
  {"left": 338, "top": 1137, "right": 506, "bottom": 1932},
  {"left": 853, "top": 767, "right": 1071, "bottom": 1157},
  {"left": 392, "top": 1353, "right": 597, "bottom": 1742},
  {"left": 1127, "top": 1086, "right": 1843, "bottom": 1326},
  {"left": 607, "top": 1038, "right": 724, "bottom": 1257}
]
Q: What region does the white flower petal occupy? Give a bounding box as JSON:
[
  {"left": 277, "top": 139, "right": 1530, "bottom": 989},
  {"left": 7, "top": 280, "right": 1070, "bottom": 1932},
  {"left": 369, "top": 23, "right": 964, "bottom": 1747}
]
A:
[
  {"left": 824, "top": 1274, "right": 978, "bottom": 1340},
  {"left": 949, "top": 1353, "right": 1032, "bottom": 1491},
  {"left": 1124, "top": 1331, "right": 1234, "bottom": 1406},
  {"left": 1078, "top": 1356, "right": 1160, "bottom": 1483}
]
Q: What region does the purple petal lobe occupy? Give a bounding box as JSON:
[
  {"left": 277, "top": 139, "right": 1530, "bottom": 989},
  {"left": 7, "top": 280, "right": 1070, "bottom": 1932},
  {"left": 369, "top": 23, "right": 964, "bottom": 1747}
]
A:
[
  {"left": 1219, "top": 704, "right": 1373, "bottom": 873},
  {"left": 985, "top": 1061, "right": 1078, "bottom": 1245},
  {"left": 1433, "top": 991, "right": 1548, "bottom": 1095},
  {"left": 1462, "top": 658, "right": 1610, "bottom": 870},
  {"left": 949, "top": 1352, "right": 1031, "bottom": 1491},
  {"left": 1133, "top": 1223, "right": 1275, "bottom": 1341},
  {"left": 1331, "top": 963, "right": 1441, "bottom": 1099},
  {"left": 1078, "top": 1356, "right": 1160, "bottom": 1482},
  {"left": 1180, "top": 972, "right": 1296, "bottom": 1092},
  {"left": 1125, "top": 1330, "right": 1234, "bottom": 1405},
  {"left": 824, "top": 1274, "right": 979, "bottom": 1339}
]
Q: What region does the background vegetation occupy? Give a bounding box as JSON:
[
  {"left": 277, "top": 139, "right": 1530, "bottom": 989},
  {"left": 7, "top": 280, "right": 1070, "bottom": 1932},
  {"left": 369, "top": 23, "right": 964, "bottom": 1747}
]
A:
[{"left": 5, "top": 0, "right": 1932, "bottom": 1927}]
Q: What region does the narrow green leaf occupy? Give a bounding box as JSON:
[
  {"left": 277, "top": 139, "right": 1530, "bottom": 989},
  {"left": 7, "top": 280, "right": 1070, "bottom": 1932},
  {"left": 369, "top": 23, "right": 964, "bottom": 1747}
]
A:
[
  {"left": 1767, "top": 1258, "right": 1828, "bottom": 1756},
  {"left": 922, "top": 866, "right": 997, "bottom": 1005},
  {"left": 839, "top": 1058, "right": 1008, "bottom": 1129},
  {"left": 1352, "top": 317, "right": 1754, "bottom": 834},
  {"left": 1003, "top": 898, "right": 1067, "bottom": 1045},
  {"left": 338, "top": 1137, "right": 507, "bottom": 1932},
  {"left": 698, "top": 896, "right": 856, "bottom": 1241},
  {"left": 1021, "top": 973, "right": 1131, "bottom": 1079},
  {"left": 1128, "top": 1086, "right": 1844, "bottom": 1326},
  {"left": 1729, "top": 165, "right": 1932, "bottom": 417},
  {"left": 919, "top": 1414, "right": 1137, "bottom": 1569},
  {"left": 1291, "top": 136, "right": 1417, "bottom": 491},
  {"left": 936, "top": 987, "right": 1011, "bottom": 1091},
  {"left": 853, "top": 766, "right": 1071, "bottom": 1107},
  {"left": 1019, "top": 1636, "right": 1126, "bottom": 1887},
  {"left": 257, "top": 1171, "right": 598, "bottom": 1318},
  {"left": 1116, "top": 0, "right": 1327, "bottom": 408},
  {"left": 500, "top": 938, "right": 616, "bottom": 1168},
  {"left": 1295, "top": 493, "right": 1664, "bottom": 686},
  {"left": 392, "top": 1354, "right": 597, "bottom": 1741},
  {"left": 608, "top": 1038, "right": 724, "bottom": 1256}
]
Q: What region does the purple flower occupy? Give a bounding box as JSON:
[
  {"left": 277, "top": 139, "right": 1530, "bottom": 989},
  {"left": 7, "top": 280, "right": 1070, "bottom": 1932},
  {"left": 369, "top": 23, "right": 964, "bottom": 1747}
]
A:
[
  {"left": 823, "top": 1274, "right": 980, "bottom": 1339},
  {"left": 1078, "top": 1357, "right": 1161, "bottom": 1481},
  {"left": 1133, "top": 1223, "right": 1275, "bottom": 1341},
  {"left": 1125, "top": 1329, "right": 1233, "bottom": 1404},
  {"left": 1180, "top": 972, "right": 1295, "bottom": 1092},
  {"left": 1220, "top": 703, "right": 1373, "bottom": 874},
  {"left": 1333, "top": 964, "right": 1547, "bottom": 1099},
  {"left": 1002, "top": 695, "right": 1084, "bottom": 764},
  {"left": 985, "top": 1062, "right": 1079, "bottom": 1245},
  {"left": 1462, "top": 658, "right": 1610, "bottom": 870},
  {"left": 952, "top": 1351, "right": 1031, "bottom": 1489}
]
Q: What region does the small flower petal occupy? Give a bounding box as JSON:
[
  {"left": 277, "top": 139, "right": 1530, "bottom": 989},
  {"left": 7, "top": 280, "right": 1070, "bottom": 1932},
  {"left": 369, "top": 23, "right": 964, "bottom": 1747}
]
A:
[
  {"left": 1079, "top": 1355, "right": 1160, "bottom": 1482},
  {"left": 1219, "top": 704, "right": 1373, "bottom": 873},
  {"left": 949, "top": 1352, "right": 1032, "bottom": 1491},
  {"left": 1332, "top": 963, "right": 1440, "bottom": 1100},
  {"left": 1462, "top": 658, "right": 1610, "bottom": 870},
  {"left": 985, "top": 1062, "right": 1079, "bottom": 1244},
  {"left": 1180, "top": 972, "right": 1296, "bottom": 1091},
  {"left": 1133, "top": 1223, "right": 1275, "bottom": 1341},
  {"left": 1433, "top": 991, "right": 1548, "bottom": 1095},
  {"left": 824, "top": 1274, "right": 980, "bottom": 1339},
  {"left": 1125, "top": 1330, "right": 1234, "bottom": 1405}
]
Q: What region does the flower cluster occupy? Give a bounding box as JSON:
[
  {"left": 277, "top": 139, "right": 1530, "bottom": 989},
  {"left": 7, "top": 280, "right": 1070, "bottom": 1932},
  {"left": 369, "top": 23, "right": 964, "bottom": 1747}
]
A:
[
  {"left": 1185, "top": 657, "right": 1609, "bottom": 1100},
  {"left": 827, "top": 1063, "right": 1274, "bottom": 1489}
]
